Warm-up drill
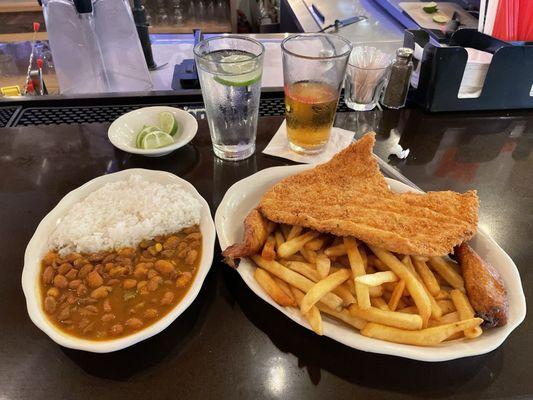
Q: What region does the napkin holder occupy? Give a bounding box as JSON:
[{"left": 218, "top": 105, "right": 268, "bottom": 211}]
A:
[{"left": 404, "top": 29, "right": 533, "bottom": 112}]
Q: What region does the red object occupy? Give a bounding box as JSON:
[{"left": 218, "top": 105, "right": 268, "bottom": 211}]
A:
[
  {"left": 33, "top": 22, "right": 40, "bottom": 32},
  {"left": 37, "top": 58, "right": 44, "bottom": 69},
  {"left": 492, "top": 0, "right": 533, "bottom": 41},
  {"left": 26, "top": 81, "right": 34, "bottom": 94}
]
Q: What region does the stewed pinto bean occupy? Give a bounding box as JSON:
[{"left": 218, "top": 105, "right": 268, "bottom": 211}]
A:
[{"left": 39, "top": 227, "right": 201, "bottom": 340}]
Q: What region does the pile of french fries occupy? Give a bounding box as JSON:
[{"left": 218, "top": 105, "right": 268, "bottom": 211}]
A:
[{"left": 251, "top": 224, "right": 483, "bottom": 347}]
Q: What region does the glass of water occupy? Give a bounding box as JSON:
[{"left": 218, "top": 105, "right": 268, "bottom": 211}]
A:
[{"left": 194, "top": 36, "right": 265, "bottom": 161}]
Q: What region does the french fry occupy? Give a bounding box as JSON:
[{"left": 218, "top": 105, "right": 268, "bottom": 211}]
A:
[
  {"left": 274, "top": 231, "right": 285, "bottom": 250},
  {"left": 317, "top": 303, "right": 367, "bottom": 330},
  {"left": 283, "top": 254, "right": 307, "bottom": 262},
  {"left": 300, "top": 248, "right": 317, "bottom": 263},
  {"left": 413, "top": 257, "right": 440, "bottom": 296},
  {"left": 304, "top": 237, "right": 325, "bottom": 251},
  {"left": 388, "top": 280, "right": 405, "bottom": 311},
  {"left": 371, "top": 297, "right": 390, "bottom": 311},
  {"left": 291, "top": 287, "right": 323, "bottom": 335},
  {"left": 397, "top": 306, "right": 418, "bottom": 314},
  {"left": 427, "top": 291, "right": 443, "bottom": 320},
  {"left": 360, "top": 246, "right": 368, "bottom": 269},
  {"left": 355, "top": 271, "right": 398, "bottom": 286},
  {"left": 280, "top": 224, "right": 292, "bottom": 239},
  {"left": 287, "top": 225, "right": 303, "bottom": 240},
  {"left": 396, "top": 297, "right": 408, "bottom": 310},
  {"left": 356, "top": 283, "right": 372, "bottom": 310},
  {"left": 436, "top": 300, "right": 455, "bottom": 314},
  {"left": 428, "top": 311, "right": 460, "bottom": 327},
  {"left": 368, "top": 255, "right": 388, "bottom": 271},
  {"left": 369, "top": 246, "right": 432, "bottom": 327},
  {"left": 324, "top": 244, "right": 347, "bottom": 257},
  {"left": 284, "top": 261, "right": 320, "bottom": 282},
  {"left": 300, "top": 269, "right": 351, "bottom": 314},
  {"left": 334, "top": 283, "right": 356, "bottom": 305},
  {"left": 285, "top": 261, "right": 354, "bottom": 304},
  {"left": 368, "top": 285, "right": 383, "bottom": 298},
  {"left": 316, "top": 252, "right": 331, "bottom": 279},
  {"left": 252, "top": 255, "right": 343, "bottom": 310},
  {"left": 350, "top": 303, "right": 423, "bottom": 330},
  {"left": 254, "top": 268, "right": 296, "bottom": 307},
  {"left": 428, "top": 256, "right": 465, "bottom": 291},
  {"left": 278, "top": 231, "right": 319, "bottom": 258},
  {"left": 450, "top": 289, "right": 483, "bottom": 339},
  {"left": 361, "top": 318, "right": 483, "bottom": 346},
  {"left": 402, "top": 255, "right": 416, "bottom": 275},
  {"left": 429, "top": 311, "right": 462, "bottom": 340},
  {"left": 261, "top": 235, "right": 277, "bottom": 261},
  {"left": 435, "top": 290, "right": 451, "bottom": 300},
  {"left": 404, "top": 257, "right": 443, "bottom": 320},
  {"left": 273, "top": 276, "right": 297, "bottom": 304},
  {"left": 343, "top": 237, "right": 371, "bottom": 309}
]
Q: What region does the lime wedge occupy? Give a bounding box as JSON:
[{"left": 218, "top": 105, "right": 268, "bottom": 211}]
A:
[
  {"left": 141, "top": 131, "right": 174, "bottom": 149},
  {"left": 423, "top": 2, "right": 438, "bottom": 13},
  {"left": 135, "top": 125, "right": 159, "bottom": 148},
  {"left": 220, "top": 54, "right": 256, "bottom": 74},
  {"left": 433, "top": 14, "right": 449, "bottom": 24},
  {"left": 159, "top": 111, "right": 179, "bottom": 137},
  {"left": 214, "top": 70, "right": 262, "bottom": 87},
  {"left": 214, "top": 53, "right": 261, "bottom": 87}
]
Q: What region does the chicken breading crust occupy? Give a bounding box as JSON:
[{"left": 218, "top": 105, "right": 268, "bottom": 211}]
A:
[{"left": 259, "top": 133, "right": 479, "bottom": 256}]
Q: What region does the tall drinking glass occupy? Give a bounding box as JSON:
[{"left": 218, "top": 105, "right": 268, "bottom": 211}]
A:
[
  {"left": 194, "top": 36, "right": 264, "bottom": 161},
  {"left": 281, "top": 33, "right": 352, "bottom": 154}
]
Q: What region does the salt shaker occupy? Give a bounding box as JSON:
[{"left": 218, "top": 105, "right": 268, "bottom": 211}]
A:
[{"left": 381, "top": 48, "right": 414, "bottom": 109}]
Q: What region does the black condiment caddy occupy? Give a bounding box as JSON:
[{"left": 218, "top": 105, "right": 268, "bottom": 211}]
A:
[{"left": 404, "top": 29, "right": 533, "bottom": 112}]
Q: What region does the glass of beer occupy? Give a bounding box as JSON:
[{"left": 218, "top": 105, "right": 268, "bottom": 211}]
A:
[{"left": 281, "top": 33, "right": 352, "bottom": 154}]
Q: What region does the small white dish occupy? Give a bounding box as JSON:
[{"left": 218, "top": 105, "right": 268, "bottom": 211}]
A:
[
  {"left": 108, "top": 106, "right": 198, "bottom": 157},
  {"left": 22, "top": 168, "right": 216, "bottom": 353},
  {"left": 215, "top": 165, "right": 527, "bottom": 362}
]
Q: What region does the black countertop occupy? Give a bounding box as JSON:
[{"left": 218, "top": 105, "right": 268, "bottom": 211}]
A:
[{"left": 0, "top": 109, "right": 531, "bottom": 399}]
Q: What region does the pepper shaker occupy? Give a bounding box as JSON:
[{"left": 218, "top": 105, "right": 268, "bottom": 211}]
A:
[{"left": 381, "top": 48, "right": 414, "bottom": 109}]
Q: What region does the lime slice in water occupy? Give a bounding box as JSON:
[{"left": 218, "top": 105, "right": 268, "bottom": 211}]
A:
[
  {"left": 215, "top": 54, "right": 262, "bottom": 87},
  {"left": 214, "top": 72, "right": 262, "bottom": 87},
  {"left": 135, "top": 125, "right": 159, "bottom": 148},
  {"left": 159, "top": 111, "right": 179, "bottom": 137},
  {"left": 141, "top": 131, "right": 174, "bottom": 149}
]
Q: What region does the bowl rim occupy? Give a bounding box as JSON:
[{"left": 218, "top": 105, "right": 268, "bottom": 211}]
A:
[
  {"left": 21, "top": 168, "right": 216, "bottom": 353},
  {"left": 107, "top": 106, "right": 198, "bottom": 156}
]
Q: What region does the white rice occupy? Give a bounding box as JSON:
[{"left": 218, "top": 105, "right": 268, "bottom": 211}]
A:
[{"left": 50, "top": 175, "right": 202, "bottom": 255}]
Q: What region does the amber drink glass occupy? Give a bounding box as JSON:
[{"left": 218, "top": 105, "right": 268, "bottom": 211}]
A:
[{"left": 281, "top": 33, "right": 352, "bottom": 154}]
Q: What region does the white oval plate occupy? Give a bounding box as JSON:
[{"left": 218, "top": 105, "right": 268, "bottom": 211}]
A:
[
  {"left": 22, "top": 168, "right": 216, "bottom": 353},
  {"left": 108, "top": 106, "right": 198, "bottom": 157},
  {"left": 215, "top": 165, "right": 527, "bottom": 362}
]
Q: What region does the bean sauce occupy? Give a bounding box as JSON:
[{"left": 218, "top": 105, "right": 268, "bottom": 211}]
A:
[{"left": 39, "top": 226, "right": 202, "bottom": 340}]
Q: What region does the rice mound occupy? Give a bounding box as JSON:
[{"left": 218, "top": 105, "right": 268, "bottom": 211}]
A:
[{"left": 49, "top": 175, "right": 202, "bottom": 255}]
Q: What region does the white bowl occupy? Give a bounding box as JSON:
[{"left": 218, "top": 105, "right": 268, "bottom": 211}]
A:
[
  {"left": 215, "top": 165, "right": 527, "bottom": 362},
  {"left": 108, "top": 106, "right": 198, "bottom": 157},
  {"left": 22, "top": 168, "right": 216, "bottom": 353}
]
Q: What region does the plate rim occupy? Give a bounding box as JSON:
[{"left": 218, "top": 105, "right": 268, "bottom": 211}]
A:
[
  {"left": 214, "top": 164, "right": 527, "bottom": 362},
  {"left": 21, "top": 168, "right": 216, "bottom": 353}
]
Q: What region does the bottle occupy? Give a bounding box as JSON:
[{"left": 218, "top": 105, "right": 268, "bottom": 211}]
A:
[{"left": 381, "top": 48, "right": 414, "bottom": 109}]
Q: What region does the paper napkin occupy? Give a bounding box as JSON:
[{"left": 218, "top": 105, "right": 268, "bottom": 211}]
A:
[{"left": 262, "top": 120, "right": 355, "bottom": 164}]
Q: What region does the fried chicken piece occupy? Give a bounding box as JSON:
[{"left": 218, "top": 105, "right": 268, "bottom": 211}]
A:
[
  {"left": 222, "top": 209, "right": 273, "bottom": 267},
  {"left": 454, "top": 243, "right": 508, "bottom": 327}
]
